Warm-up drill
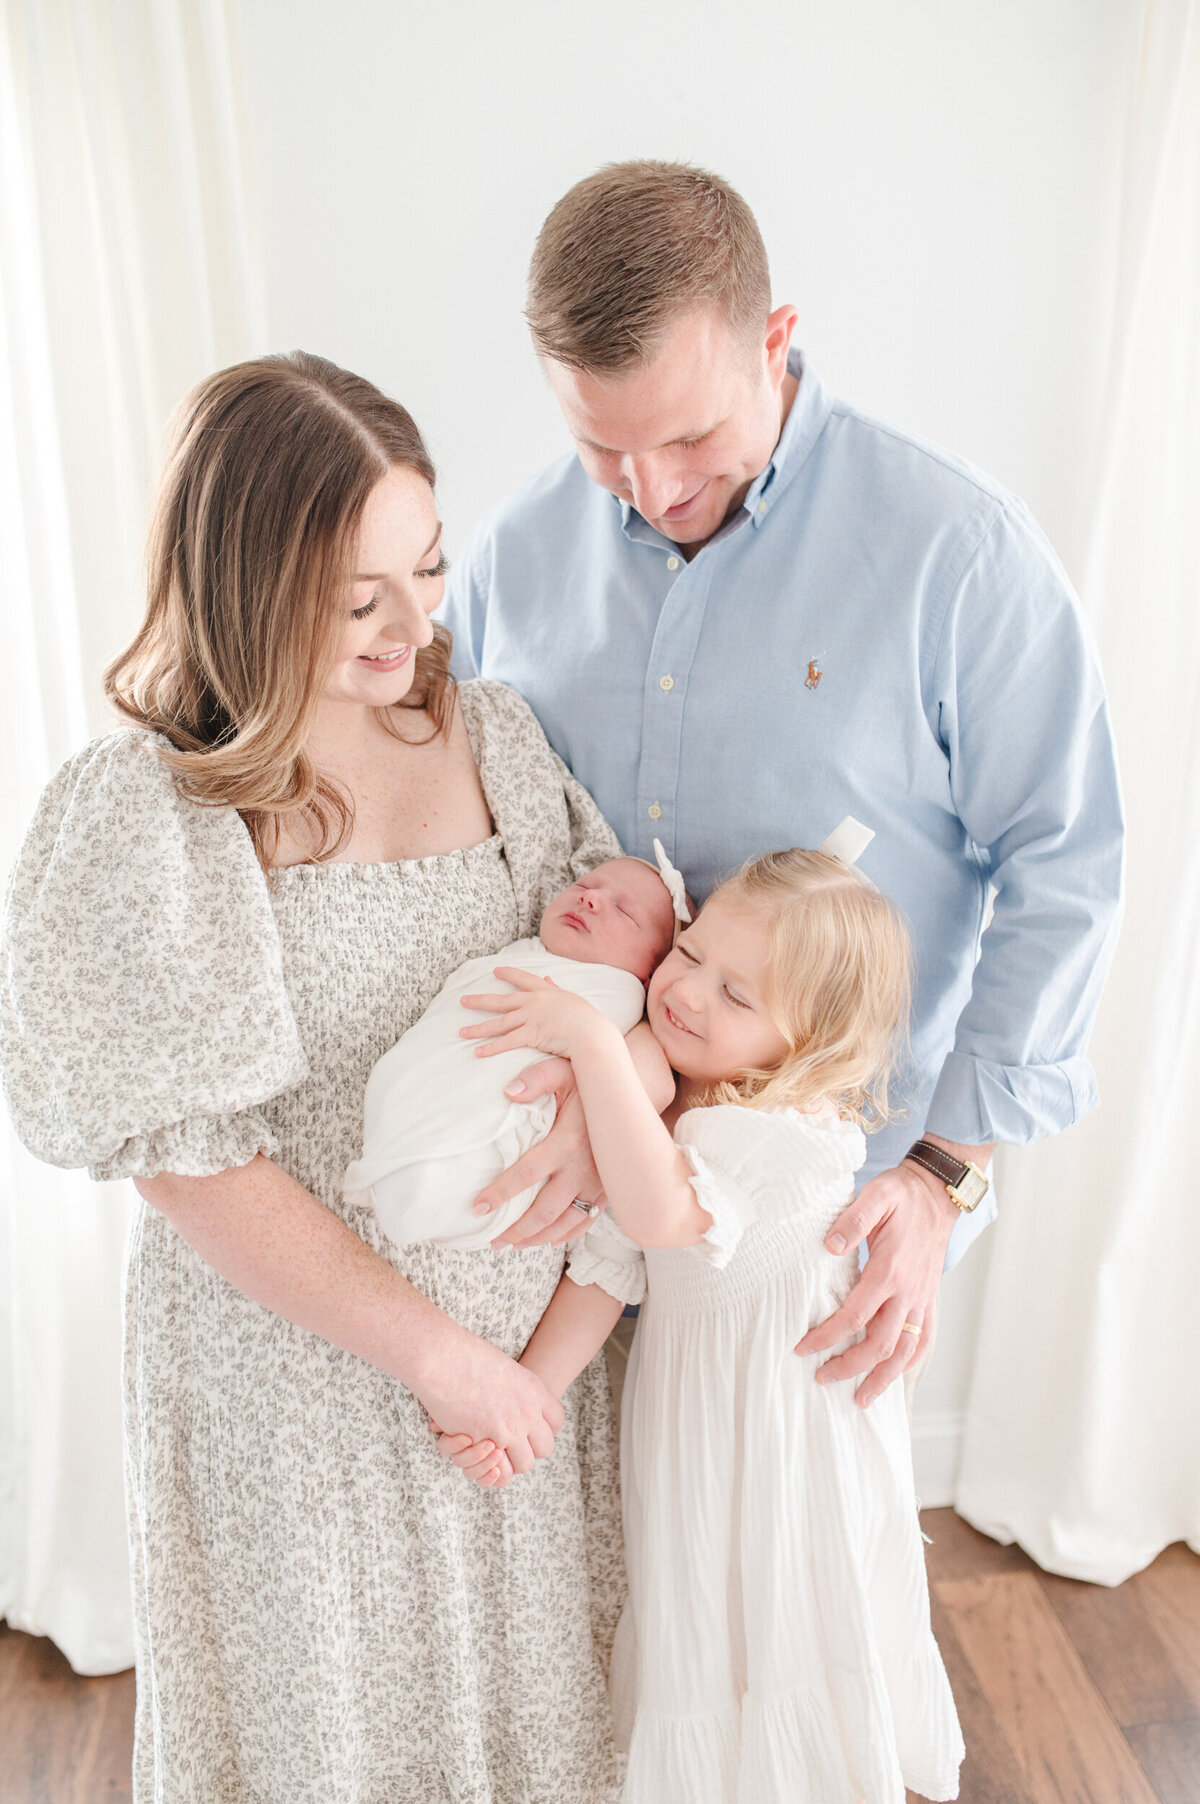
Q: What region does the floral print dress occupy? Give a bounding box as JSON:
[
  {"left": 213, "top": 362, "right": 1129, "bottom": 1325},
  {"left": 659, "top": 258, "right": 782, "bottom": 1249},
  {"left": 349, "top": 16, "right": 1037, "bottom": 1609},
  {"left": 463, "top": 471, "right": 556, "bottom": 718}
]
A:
[{"left": 1, "top": 680, "right": 624, "bottom": 1804}]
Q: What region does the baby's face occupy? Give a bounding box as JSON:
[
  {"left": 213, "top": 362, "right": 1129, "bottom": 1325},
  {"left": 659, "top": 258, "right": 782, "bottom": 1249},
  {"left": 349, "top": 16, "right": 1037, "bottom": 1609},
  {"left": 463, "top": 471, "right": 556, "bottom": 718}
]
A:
[{"left": 540, "top": 858, "right": 677, "bottom": 984}]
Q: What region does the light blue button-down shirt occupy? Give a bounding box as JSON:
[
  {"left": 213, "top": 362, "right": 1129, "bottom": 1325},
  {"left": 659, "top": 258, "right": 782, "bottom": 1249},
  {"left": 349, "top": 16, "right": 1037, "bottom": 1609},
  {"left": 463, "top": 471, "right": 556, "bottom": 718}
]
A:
[{"left": 442, "top": 351, "right": 1123, "bottom": 1263}]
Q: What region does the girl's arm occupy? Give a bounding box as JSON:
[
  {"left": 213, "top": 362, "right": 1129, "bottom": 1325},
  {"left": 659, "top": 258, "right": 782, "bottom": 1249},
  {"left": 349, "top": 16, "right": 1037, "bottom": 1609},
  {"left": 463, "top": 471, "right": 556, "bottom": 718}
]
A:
[
  {"left": 462, "top": 971, "right": 710, "bottom": 1248},
  {"left": 136, "top": 1154, "right": 563, "bottom": 1472},
  {"left": 474, "top": 1021, "right": 677, "bottom": 1246},
  {"left": 520, "top": 1273, "right": 625, "bottom": 1397},
  {"left": 568, "top": 1019, "right": 711, "bottom": 1245}
]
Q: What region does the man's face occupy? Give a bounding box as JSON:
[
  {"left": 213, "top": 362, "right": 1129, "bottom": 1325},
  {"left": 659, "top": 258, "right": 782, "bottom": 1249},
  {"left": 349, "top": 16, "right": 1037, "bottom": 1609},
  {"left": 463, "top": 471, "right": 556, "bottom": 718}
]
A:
[{"left": 544, "top": 305, "right": 796, "bottom": 549}]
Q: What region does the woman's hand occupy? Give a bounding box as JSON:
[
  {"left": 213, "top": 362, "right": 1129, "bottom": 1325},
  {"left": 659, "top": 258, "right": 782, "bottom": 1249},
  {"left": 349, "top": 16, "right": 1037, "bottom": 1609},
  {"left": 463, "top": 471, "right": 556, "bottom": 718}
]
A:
[
  {"left": 478, "top": 1060, "right": 608, "bottom": 1248},
  {"left": 411, "top": 1330, "right": 564, "bottom": 1474},
  {"left": 460, "top": 967, "right": 611, "bottom": 1062},
  {"left": 468, "top": 1014, "right": 673, "bottom": 1251},
  {"left": 460, "top": 974, "right": 621, "bottom": 1247}
]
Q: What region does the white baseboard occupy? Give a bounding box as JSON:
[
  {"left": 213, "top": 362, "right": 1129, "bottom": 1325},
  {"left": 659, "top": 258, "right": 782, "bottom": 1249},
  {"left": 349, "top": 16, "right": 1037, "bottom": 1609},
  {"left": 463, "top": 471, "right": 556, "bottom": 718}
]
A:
[{"left": 910, "top": 1409, "right": 963, "bottom": 1509}]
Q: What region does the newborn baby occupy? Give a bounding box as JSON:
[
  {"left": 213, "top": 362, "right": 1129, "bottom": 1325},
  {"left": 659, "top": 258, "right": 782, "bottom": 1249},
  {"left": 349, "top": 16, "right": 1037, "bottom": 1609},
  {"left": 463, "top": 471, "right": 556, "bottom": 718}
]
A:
[{"left": 343, "top": 858, "right": 678, "bottom": 1249}]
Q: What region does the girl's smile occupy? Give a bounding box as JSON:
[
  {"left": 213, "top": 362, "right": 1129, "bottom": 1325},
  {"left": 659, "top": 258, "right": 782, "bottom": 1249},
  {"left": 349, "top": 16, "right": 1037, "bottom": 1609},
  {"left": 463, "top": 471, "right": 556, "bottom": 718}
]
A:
[
  {"left": 647, "top": 894, "right": 788, "bottom": 1088},
  {"left": 661, "top": 1001, "right": 697, "bottom": 1036}
]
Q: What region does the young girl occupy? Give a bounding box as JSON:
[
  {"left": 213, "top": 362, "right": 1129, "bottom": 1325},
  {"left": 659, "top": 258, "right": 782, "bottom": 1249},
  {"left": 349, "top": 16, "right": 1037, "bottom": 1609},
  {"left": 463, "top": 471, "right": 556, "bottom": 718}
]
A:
[{"left": 445, "top": 842, "right": 964, "bottom": 1803}]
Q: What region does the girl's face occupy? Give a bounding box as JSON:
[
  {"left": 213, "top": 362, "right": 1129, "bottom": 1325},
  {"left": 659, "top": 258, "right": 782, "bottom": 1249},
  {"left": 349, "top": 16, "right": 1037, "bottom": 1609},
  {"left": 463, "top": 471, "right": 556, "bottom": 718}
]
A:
[
  {"left": 647, "top": 893, "right": 788, "bottom": 1090},
  {"left": 322, "top": 465, "right": 446, "bottom": 709}
]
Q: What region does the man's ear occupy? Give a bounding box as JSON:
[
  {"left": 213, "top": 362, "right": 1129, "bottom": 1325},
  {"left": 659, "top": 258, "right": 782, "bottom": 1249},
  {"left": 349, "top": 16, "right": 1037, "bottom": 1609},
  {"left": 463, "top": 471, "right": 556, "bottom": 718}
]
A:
[{"left": 763, "top": 304, "right": 798, "bottom": 386}]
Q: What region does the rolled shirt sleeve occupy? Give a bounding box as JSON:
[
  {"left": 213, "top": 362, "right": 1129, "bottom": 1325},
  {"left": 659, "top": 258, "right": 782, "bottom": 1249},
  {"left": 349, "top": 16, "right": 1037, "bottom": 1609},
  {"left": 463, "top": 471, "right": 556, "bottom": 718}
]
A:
[{"left": 923, "top": 500, "right": 1124, "bottom": 1147}]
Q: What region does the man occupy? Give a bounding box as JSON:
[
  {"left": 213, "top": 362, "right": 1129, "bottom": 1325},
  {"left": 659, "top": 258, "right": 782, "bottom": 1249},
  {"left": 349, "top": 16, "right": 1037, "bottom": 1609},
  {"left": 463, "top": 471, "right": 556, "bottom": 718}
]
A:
[{"left": 443, "top": 161, "right": 1123, "bottom": 1402}]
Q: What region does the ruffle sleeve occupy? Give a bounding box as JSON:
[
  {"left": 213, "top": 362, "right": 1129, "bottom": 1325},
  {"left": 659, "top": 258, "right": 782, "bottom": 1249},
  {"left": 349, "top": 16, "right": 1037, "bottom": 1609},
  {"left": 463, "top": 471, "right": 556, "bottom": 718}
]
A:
[
  {"left": 1, "top": 729, "right": 308, "bottom": 1179},
  {"left": 674, "top": 1105, "right": 867, "bottom": 1269},
  {"left": 676, "top": 1139, "right": 756, "bottom": 1268},
  {"left": 566, "top": 1209, "right": 647, "bottom": 1306}
]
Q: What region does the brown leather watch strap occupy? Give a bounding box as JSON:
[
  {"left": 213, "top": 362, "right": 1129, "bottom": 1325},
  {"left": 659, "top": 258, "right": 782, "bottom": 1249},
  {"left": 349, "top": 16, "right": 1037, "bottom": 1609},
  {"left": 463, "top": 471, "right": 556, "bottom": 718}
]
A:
[{"left": 905, "top": 1138, "right": 969, "bottom": 1188}]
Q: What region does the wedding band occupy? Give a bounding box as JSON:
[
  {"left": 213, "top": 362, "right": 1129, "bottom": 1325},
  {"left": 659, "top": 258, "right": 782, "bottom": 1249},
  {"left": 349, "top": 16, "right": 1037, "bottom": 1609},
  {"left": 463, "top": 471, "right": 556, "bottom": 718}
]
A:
[
  {"left": 570, "top": 1199, "right": 600, "bottom": 1218},
  {"left": 900, "top": 1322, "right": 922, "bottom": 1336}
]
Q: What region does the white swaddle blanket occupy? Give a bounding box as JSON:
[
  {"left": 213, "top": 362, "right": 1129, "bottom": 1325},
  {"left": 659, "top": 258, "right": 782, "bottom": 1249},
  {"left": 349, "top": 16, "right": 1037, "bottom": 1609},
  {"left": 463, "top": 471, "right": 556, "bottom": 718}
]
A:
[{"left": 343, "top": 937, "right": 646, "bottom": 1250}]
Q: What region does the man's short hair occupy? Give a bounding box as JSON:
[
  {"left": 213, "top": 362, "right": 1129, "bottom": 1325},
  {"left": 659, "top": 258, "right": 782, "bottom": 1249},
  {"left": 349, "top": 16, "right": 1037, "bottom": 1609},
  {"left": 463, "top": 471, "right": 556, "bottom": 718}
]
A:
[{"left": 526, "top": 160, "right": 771, "bottom": 373}]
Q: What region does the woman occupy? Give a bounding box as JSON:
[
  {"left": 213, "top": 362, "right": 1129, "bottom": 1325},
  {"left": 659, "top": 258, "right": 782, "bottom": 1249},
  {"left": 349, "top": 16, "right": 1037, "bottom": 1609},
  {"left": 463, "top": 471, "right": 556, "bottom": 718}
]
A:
[{"left": 1, "top": 354, "right": 624, "bottom": 1801}]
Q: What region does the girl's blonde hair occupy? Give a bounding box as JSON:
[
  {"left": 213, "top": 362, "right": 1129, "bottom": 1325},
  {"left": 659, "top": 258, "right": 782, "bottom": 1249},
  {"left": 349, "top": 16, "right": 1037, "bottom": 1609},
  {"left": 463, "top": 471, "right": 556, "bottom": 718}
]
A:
[
  {"left": 104, "top": 351, "right": 454, "bottom": 868},
  {"left": 701, "top": 848, "right": 912, "bottom": 1127}
]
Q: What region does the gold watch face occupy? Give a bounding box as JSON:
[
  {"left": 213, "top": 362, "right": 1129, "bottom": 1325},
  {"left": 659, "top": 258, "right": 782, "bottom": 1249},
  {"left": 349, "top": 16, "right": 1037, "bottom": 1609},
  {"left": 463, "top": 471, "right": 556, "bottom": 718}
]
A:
[{"left": 949, "top": 1165, "right": 989, "bottom": 1212}]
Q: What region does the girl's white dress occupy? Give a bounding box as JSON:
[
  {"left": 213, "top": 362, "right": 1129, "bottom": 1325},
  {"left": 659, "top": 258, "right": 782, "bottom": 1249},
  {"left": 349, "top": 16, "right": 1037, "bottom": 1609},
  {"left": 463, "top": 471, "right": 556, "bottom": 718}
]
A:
[{"left": 570, "top": 1103, "right": 964, "bottom": 1804}]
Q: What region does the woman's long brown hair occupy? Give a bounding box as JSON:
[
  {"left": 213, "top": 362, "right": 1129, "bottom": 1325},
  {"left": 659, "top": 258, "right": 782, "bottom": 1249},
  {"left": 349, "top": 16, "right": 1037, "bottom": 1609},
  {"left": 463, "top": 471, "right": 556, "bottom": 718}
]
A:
[{"left": 104, "top": 352, "right": 455, "bottom": 868}]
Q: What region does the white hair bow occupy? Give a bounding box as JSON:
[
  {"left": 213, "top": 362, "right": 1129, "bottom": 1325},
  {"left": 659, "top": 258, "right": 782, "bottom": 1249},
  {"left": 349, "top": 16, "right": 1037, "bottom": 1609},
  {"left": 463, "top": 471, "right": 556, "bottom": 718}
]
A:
[
  {"left": 818, "top": 816, "right": 875, "bottom": 874},
  {"left": 652, "top": 838, "right": 692, "bottom": 923}
]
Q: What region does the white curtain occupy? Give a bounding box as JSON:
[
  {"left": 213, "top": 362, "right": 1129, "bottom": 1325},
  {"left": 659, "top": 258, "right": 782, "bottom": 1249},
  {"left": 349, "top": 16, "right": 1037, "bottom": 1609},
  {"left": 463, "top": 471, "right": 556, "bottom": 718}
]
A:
[
  {"left": 0, "top": 0, "right": 266, "bottom": 1673},
  {"left": 955, "top": 0, "right": 1200, "bottom": 1585}
]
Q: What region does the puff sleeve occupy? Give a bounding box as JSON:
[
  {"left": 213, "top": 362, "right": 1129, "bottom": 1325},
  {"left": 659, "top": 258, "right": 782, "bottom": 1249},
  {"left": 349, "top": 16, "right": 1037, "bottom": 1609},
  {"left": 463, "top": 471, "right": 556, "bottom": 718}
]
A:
[
  {"left": 1, "top": 730, "right": 308, "bottom": 1180},
  {"left": 566, "top": 1209, "right": 647, "bottom": 1306},
  {"left": 673, "top": 1106, "right": 866, "bottom": 1268}
]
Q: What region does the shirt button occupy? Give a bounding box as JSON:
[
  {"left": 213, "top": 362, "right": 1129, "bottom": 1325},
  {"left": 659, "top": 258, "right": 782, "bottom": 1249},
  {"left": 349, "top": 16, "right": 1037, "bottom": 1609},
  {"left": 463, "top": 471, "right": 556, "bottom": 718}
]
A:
[
  {"left": 756, "top": 501, "right": 767, "bottom": 516},
  {"left": 666, "top": 555, "right": 681, "bottom": 571},
  {"left": 659, "top": 674, "right": 675, "bottom": 692},
  {"left": 648, "top": 803, "right": 663, "bottom": 820}
]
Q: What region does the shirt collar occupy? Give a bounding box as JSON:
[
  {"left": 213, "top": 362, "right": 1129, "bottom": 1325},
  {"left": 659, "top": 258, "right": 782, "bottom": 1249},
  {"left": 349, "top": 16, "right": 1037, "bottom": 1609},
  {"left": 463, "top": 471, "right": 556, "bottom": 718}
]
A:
[{"left": 614, "top": 347, "right": 833, "bottom": 548}]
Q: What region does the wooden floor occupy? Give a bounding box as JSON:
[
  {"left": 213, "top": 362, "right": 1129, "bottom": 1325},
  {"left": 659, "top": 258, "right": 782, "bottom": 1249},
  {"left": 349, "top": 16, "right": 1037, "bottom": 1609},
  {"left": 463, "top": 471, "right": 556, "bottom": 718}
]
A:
[
  {"left": 912, "top": 1512, "right": 1200, "bottom": 1804},
  {"left": 0, "top": 1626, "right": 133, "bottom": 1802},
  {"left": 2, "top": 1512, "right": 1197, "bottom": 1802}
]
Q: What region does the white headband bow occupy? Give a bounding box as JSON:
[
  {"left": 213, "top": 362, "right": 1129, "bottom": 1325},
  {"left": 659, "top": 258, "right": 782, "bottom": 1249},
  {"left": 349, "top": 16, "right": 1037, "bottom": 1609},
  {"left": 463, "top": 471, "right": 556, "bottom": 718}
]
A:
[
  {"left": 818, "top": 815, "right": 875, "bottom": 876},
  {"left": 647, "top": 821, "right": 872, "bottom": 935},
  {"left": 652, "top": 838, "right": 692, "bottom": 924}
]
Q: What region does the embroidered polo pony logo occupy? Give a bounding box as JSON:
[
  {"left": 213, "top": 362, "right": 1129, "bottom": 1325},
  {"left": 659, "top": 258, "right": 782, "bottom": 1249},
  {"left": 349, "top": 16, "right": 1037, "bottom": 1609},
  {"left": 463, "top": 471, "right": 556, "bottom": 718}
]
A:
[{"left": 805, "top": 655, "right": 824, "bottom": 691}]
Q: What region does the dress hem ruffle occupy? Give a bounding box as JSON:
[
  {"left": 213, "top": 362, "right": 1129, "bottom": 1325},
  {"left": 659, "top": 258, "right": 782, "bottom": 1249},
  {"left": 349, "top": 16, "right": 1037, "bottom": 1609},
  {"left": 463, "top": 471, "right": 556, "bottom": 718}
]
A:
[{"left": 624, "top": 1664, "right": 964, "bottom": 1802}]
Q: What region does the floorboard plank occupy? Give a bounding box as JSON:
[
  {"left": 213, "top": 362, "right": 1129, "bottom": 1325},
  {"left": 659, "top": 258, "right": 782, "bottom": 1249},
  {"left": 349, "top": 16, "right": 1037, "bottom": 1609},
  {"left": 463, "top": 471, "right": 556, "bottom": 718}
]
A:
[
  {"left": 0, "top": 1623, "right": 23, "bottom": 1719},
  {"left": 0, "top": 1628, "right": 134, "bottom": 1804},
  {"left": 1129, "top": 1546, "right": 1200, "bottom": 1712},
  {"left": 938, "top": 1572, "right": 1160, "bottom": 1804},
  {"left": 1124, "top": 1716, "right": 1200, "bottom": 1804},
  {"left": 921, "top": 1594, "right": 1029, "bottom": 1804},
  {"left": 1038, "top": 1567, "right": 1196, "bottom": 1730}
]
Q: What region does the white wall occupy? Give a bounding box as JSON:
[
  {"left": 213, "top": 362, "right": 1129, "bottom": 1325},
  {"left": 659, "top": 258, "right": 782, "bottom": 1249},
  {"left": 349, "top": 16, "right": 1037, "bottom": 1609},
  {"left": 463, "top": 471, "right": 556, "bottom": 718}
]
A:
[
  {"left": 234, "top": 0, "right": 1140, "bottom": 1498},
  {"left": 238, "top": 0, "right": 1136, "bottom": 573}
]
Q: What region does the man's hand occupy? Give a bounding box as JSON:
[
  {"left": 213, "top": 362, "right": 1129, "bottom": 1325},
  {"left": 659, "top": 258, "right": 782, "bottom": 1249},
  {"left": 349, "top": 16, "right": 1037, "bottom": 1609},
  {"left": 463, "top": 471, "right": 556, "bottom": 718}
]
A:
[
  {"left": 473, "top": 1058, "right": 605, "bottom": 1248},
  {"left": 794, "top": 1134, "right": 992, "bottom": 1406}
]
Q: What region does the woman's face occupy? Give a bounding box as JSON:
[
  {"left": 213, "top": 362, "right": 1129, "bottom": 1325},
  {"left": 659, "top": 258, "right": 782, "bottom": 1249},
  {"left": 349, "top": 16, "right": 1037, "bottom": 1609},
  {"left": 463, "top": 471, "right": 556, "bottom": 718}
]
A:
[{"left": 323, "top": 464, "right": 446, "bottom": 709}]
